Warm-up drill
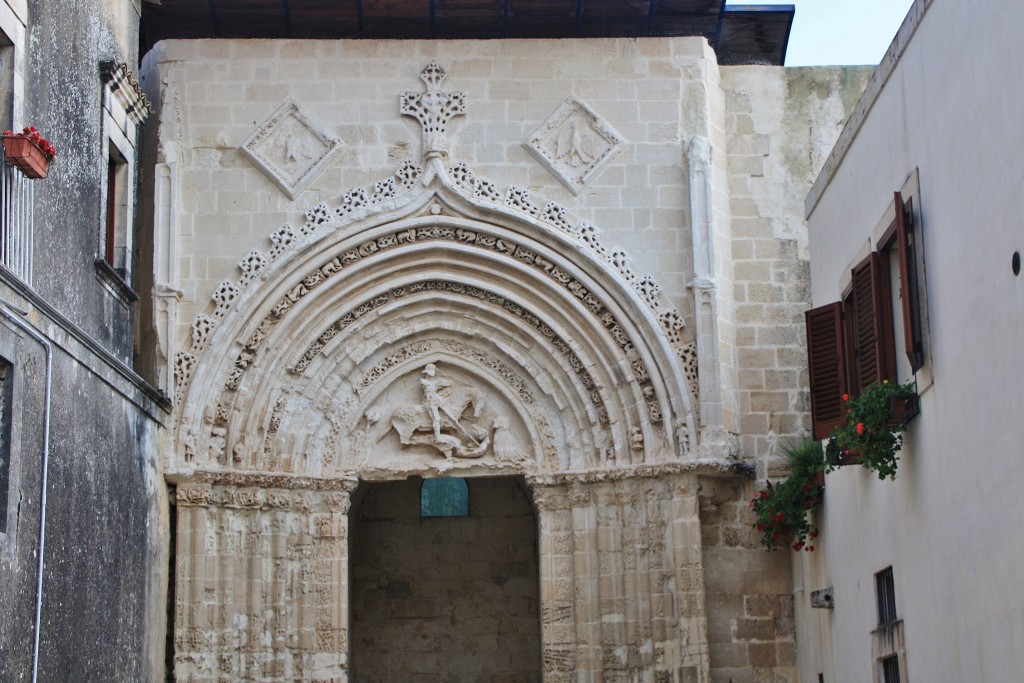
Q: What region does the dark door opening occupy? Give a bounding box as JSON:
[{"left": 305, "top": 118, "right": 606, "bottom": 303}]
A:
[{"left": 349, "top": 476, "right": 541, "bottom": 682}]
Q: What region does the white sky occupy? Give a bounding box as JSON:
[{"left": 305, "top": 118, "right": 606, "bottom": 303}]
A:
[{"left": 727, "top": 0, "right": 916, "bottom": 66}]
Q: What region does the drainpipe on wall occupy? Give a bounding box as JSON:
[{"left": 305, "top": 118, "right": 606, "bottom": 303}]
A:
[{"left": 0, "top": 301, "right": 53, "bottom": 683}]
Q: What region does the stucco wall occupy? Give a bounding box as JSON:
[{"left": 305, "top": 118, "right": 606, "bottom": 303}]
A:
[
  {"left": 803, "top": 0, "right": 1024, "bottom": 680},
  {"left": 0, "top": 290, "right": 167, "bottom": 682}
]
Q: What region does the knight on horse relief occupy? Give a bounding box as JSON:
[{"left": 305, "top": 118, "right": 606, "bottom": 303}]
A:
[{"left": 384, "top": 363, "right": 497, "bottom": 459}]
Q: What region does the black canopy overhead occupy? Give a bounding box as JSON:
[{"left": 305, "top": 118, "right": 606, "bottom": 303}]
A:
[{"left": 140, "top": 0, "right": 793, "bottom": 65}]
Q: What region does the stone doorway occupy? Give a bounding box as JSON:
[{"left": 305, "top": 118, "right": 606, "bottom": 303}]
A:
[{"left": 349, "top": 476, "right": 541, "bottom": 682}]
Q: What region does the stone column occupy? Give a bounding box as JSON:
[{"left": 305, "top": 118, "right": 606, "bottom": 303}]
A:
[
  {"left": 171, "top": 474, "right": 357, "bottom": 683},
  {"left": 531, "top": 469, "right": 711, "bottom": 683},
  {"left": 533, "top": 485, "right": 578, "bottom": 683}
]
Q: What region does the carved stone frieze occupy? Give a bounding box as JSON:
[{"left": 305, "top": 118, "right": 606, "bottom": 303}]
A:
[
  {"left": 170, "top": 470, "right": 358, "bottom": 495},
  {"left": 240, "top": 99, "right": 342, "bottom": 199},
  {"left": 525, "top": 96, "right": 625, "bottom": 196},
  {"left": 525, "top": 458, "right": 753, "bottom": 488}
]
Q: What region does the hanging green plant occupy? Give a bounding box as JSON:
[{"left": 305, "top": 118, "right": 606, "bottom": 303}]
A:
[
  {"left": 826, "top": 380, "right": 917, "bottom": 480},
  {"left": 751, "top": 440, "right": 826, "bottom": 552}
]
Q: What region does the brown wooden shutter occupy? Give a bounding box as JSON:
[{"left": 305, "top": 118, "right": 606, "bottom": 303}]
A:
[
  {"left": 895, "top": 192, "right": 924, "bottom": 371},
  {"left": 806, "top": 302, "right": 847, "bottom": 440},
  {"left": 850, "top": 252, "right": 896, "bottom": 389}
]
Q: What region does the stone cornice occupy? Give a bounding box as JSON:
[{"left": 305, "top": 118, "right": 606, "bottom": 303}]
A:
[
  {"left": 526, "top": 458, "right": 754, "bottom": 487},
  {"left": 100, "top": 61, "right": 153, "bottom": 125},
  {"left": 167, "top": 468, "right": 359, "bottom": 491}
]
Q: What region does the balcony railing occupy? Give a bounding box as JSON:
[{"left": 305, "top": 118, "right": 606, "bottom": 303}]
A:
[{"left": 0, "top": 143, "right": 35, "bottom": 284}]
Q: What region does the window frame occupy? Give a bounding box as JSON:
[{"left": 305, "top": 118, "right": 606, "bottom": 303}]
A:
[
  {"left": 805, "top": 178, "right": 929, "bottom": 439},
  {"left": 94, "top": 62, "right": 150, "bottom": 300}
]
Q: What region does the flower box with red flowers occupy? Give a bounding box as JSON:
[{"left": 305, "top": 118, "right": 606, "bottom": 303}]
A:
[
  {"left": 886, "top": 391, "right": 920, "bottom": 427},
  {"left": 2, "top": 127, "right": 57, "bottom": 179},
  {"left": 826, "top": 380, "right": 916, "bottom": 480}
]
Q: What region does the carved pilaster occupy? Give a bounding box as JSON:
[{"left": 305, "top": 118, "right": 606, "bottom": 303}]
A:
[
  {"left": 171, "top": 479, "right": 356, "bottom": 682},
  {"left": 686, "top": 136, "right": 729, "bottom": 454}
]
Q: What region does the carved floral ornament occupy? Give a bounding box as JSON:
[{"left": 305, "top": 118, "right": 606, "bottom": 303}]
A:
[{"left": 173, "top": 64, "right": 701, "bottom": 474}]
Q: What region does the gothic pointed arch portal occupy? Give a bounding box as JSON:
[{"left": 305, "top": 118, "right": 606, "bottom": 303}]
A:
[
  {"left": 168, "top": 64, "right": 712, "bottom": 683},
  {"left": 169, "top": 162, "right": 714, "bottom": 682}
]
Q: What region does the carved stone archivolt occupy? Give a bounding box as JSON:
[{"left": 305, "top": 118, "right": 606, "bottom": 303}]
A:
[{"left": 172, "top": 64, "right": 700, "bottom": 484}]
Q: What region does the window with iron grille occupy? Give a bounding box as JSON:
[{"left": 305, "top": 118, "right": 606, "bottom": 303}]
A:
[
  {"left": 0, "top": 37, "right": 34, "bottom": 284},
  {"left": 881, "top": 654, "right": 901, "bottom": 683},
  {"left": 876, "top": 566, "right": 897, "bottom": 625}
]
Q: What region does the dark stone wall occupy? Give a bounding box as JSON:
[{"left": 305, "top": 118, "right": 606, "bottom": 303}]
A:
[
  {"left": 0, "top": 292, "right": 168, "bottom": 682},
  {"left": 22, "top": 0, "right": 142, "bottom": 360},
  {"left": 0, "top": 316, "right": 48, "bottom": 681},
  {"left": 0, "top": 3, "right": 169, "bottom": 681}
]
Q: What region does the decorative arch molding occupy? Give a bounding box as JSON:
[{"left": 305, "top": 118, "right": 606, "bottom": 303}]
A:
[{"left": 171, "top": 160, "right": 702, "bottom": 481}]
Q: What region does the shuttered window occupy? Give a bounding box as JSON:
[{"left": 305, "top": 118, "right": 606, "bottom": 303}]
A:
[
  {"left": 850, "top": 252, "right": 897, "bottom": 390},
  {"left": 806, "top": 190, "right": 926, "bottom": 439},
  {"left": 893, "top": 193, "right": 924, "bottom": 372},
  {"left": 805, "top": 303, "right": 847, "bottom": 440}
]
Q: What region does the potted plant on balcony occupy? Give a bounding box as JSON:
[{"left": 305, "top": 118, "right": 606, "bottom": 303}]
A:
[
  {"left": 826, "top": 380, "right": 917, "bottom": 480},
  {"left": 2, "top": 126, "right": 57, "bottom": 179},
  {"left": 751, "top": 440, "right": 825, "bottom": 552}
]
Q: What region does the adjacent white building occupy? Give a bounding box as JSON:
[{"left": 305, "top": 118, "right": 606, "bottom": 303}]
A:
[{"left": 799, "top": 0, "right": 1024, "bottom": 680}]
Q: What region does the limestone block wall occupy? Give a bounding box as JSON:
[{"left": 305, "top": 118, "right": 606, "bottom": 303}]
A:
[
  {"left": 139, "top": 38, "right": 717, "bottom": 381},
  {"left": 720, "top": 66, "right": 873, "bottom": 474},
  {"left": 699, "top": 478, "right": 795, "bottom": 683}
]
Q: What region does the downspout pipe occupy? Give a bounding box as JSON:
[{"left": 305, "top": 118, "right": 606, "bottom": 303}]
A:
[{"left": 0, "top": 301, "right": 53, "bottom": 683}]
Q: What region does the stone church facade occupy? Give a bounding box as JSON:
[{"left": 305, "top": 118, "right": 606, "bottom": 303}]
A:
[{"left": 136, "top": 39, "right": 870, "bottom": 681}]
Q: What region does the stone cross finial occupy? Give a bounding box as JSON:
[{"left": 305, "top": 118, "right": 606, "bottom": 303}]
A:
[{"left": 400, "top": 63, "right": 466, "bottom": 160}]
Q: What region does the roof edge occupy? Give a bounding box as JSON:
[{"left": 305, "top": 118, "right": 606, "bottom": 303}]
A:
[{"left": 804, "top": 0, "right": 934, "bottom": 218}]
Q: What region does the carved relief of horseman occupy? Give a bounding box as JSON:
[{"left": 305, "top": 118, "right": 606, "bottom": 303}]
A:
[{"left": 385, "top": 364, "right": 493, "bottom": 459}]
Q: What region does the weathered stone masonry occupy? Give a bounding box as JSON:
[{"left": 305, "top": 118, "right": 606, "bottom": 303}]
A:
[{"left": 139, "top": 39, "right": 868, "bottom": 682}]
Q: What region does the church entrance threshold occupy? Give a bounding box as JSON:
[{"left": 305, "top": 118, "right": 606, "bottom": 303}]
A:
[{"left": 349, "top": 476, "right": 541, "bottom": 682}]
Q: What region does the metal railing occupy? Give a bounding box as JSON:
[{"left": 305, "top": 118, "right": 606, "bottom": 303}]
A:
[{"left": 0, "top": 145, "right": 34, "bottom": 284}]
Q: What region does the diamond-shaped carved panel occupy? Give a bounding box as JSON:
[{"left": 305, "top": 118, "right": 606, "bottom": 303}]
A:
[
  {"left": 525, "top": 96, "right": 626, "bottom": 196},
  {"left": 240, "top": 99, "right": 342, "bottom": 199}
]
